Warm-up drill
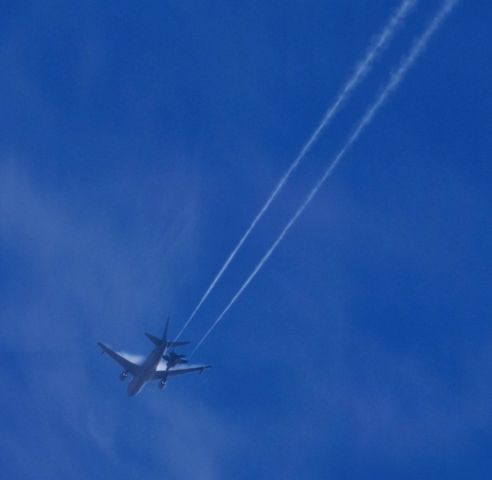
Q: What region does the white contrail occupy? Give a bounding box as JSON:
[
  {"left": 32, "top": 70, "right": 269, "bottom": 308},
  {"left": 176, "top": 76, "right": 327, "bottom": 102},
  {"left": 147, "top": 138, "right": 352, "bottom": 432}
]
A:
[
  {"left": 175, "top": 0, "right": 417, "bottom": 341},
  {"left": 191, "top": 0, "right": 458, "bottom": 355}
]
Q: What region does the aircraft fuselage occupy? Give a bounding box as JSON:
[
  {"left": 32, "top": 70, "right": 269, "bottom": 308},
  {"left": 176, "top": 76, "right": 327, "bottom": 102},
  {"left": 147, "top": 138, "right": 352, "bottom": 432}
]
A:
[{"left": 127, "top": 343, "right": 166, "bottom": 396}]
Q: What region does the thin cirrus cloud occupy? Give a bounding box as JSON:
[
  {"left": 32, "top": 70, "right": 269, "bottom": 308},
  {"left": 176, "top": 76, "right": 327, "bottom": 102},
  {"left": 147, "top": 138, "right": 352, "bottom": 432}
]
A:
[{"left": 0, "top": 160, "right": 240, "bottom": 478}]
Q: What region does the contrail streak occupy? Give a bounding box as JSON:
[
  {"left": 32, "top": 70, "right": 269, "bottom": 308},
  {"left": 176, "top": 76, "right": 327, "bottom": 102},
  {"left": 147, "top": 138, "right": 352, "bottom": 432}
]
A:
[
  {"left": 191, "top": 0, "right": 458, "bottom": 355},
  {"left": 175, "top": 0, "right": 417, "bottom": 340}
]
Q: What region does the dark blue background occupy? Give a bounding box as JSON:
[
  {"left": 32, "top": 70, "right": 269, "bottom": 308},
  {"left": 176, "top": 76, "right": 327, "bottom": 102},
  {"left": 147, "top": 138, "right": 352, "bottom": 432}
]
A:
[{"left": 1, "top": 1, "right": 491, "bottom": 478}]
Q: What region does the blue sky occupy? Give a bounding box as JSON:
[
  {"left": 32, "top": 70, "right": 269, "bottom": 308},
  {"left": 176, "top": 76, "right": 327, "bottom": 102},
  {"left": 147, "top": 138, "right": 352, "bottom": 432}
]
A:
[{"left": 1, "top": 1, "right": 491, "bottom": 478}]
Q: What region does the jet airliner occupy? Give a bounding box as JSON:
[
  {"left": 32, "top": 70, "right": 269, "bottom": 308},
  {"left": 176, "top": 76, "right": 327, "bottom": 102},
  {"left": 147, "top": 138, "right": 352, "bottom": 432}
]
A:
[{"left": 97, "top": 319, "right": 210, "bottom": 396}]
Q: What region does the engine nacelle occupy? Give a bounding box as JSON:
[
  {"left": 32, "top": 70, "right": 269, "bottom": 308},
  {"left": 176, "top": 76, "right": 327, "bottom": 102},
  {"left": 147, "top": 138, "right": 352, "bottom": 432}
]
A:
[{"left": 120, "top": 371, "right": 129, "bottom": 381}]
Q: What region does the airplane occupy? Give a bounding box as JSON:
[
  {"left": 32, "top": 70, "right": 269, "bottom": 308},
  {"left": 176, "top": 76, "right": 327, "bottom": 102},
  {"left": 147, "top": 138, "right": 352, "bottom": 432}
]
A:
[{"left": 97, "top": 318, "right": 211, "bottom": 396}]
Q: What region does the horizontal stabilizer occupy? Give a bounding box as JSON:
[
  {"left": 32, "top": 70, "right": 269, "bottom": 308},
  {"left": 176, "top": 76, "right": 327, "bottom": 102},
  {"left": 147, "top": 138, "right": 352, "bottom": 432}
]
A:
[
  {"left": 145, "top": 333, "right": 189, "bottom": 348},
  {"left": 145, "top": 332, "right": 162, "bottom": 346}
]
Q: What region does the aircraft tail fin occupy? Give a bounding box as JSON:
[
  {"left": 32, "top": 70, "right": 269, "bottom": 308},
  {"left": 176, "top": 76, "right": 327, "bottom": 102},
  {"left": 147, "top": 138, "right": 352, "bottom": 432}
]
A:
[
  {"left": 162, "top": 316, "right": 170, "bottom": 343},
  {"left": 145, "top": 317, "right": 189, "bottom": 348}
]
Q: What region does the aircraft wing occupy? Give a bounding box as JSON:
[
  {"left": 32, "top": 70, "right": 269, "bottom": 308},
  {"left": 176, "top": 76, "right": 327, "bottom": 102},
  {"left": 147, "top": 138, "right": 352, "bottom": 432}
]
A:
[
  {"left": 97, "top": 342, "right": 142, "bottom": 375},
  {"left": 152, "top": 364, "right": 211, "bottom": 379}
]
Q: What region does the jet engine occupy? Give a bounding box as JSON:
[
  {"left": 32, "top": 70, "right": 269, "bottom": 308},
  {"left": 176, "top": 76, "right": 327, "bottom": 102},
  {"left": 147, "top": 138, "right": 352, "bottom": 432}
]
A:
[{"left": 120, "top": 371, "right": 129, "bottom": 381}]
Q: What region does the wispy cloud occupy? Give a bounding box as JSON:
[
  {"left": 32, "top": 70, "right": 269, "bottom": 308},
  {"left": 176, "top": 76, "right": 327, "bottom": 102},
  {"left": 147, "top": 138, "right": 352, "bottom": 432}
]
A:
[{"left": 0, "top": 160, "right": 242, "bottom": 478}]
